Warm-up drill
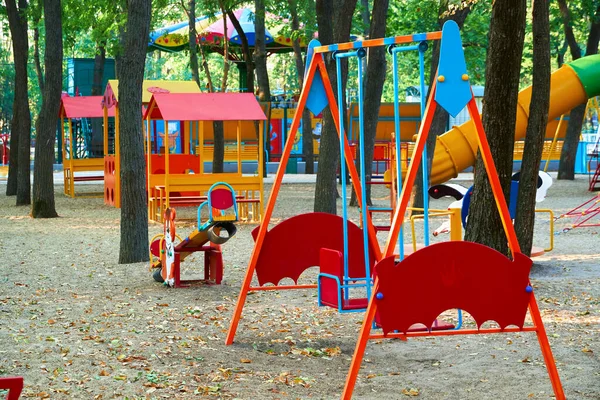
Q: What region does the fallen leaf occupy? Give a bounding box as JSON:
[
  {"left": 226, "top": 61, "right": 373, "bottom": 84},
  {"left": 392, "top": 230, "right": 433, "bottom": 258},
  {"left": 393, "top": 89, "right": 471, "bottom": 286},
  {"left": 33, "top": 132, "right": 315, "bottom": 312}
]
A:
[
  {"left": 401, "top": 388, "right": 420, "bottom": 396},
  {"left": 240, "top": 358, "right": 252, "bottom": 363}
]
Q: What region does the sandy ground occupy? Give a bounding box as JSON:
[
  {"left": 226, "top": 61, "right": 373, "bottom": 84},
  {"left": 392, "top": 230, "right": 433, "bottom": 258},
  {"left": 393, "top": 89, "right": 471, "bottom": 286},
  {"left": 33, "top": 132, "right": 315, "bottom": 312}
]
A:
[{"left": 0, "top": 174, "right": 598, "bottom": 399}]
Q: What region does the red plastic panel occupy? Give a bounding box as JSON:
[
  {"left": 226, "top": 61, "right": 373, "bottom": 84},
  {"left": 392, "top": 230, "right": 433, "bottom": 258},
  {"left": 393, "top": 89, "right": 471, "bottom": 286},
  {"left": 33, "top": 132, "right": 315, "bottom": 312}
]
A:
[
  {"left": 210, "top": 188, "right": 235, "bottom": 210},
  {"left": 0, "top": 376, "right": 23, "bottom": 400},
  {"left": 253, "top": 213, "right": 375, "bottom": 286},
  {"left": 149, "top": 154, "right": 200, "bottom": 174},
  {"left": 319, "top": 248, "right": 370, "bottom": 310},
  {"left": 375, "top": 241, "right": 533, "bottom": 335}
]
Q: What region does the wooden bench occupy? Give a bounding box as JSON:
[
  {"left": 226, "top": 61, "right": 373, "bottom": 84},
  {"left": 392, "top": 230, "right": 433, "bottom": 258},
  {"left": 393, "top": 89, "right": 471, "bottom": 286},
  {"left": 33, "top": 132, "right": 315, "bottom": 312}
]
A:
[
  {"left": 149, "top": 187, "right": 260, "bottom": 223},
  {"left": 63, "top": 157, "right": 105, "bottom": 198},
  {"left": 199, "top": 143, "right": 259, "bottom": 163}
]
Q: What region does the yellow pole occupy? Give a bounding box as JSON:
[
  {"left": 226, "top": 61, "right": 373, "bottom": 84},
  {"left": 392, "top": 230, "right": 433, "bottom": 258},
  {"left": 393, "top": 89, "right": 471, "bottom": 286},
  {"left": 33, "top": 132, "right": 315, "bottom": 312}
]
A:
[
  {"left": 146, "top": 109, "right": 153, "bottom": 221},
  {"left": 199, "top": 121, "right": 204, "bottom": 175},
  {"left": 184, "top": 121, "right": 190, "bottom": 154},
  {"left": 61, "top": 116, "right": 67, "bottom": 195},
  {"left": 449, "top": 207, "right": 462, "bottom": 241},
  {"left": 258, "top": 120, "right": 264, "bottom": 221},
  {"left": 115, "top": 105, "right": 120, "bottom": 208},
  {"left": 237, "top": 120, "right": 242, "bottom": 175},
  {"left": 544, "top": 114, "right": 564, "bottom": 172},
  {"left": 164, "top": 119, "right": 170, "bottom": 211},
  {"left": 68, "top": 118, "right": 75, "bottom": 196},
  {"left": 103, "top": 106, "right": 108, "bottom": 156}
]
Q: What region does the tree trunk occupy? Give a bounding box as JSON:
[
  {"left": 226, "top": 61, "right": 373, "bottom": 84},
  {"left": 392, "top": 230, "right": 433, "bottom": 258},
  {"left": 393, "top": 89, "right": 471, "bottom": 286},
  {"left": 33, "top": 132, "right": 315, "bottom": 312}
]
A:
[
  {"left": 118, "top": 0, "right": 152, "bottom": 264},
  {"left": 5, "top": 0, "right": 31, "bottom": 205},
  {"left": 514, "top": 0, "right": 550, "bottom": 256},
  {"left": 92, "top": 45, "right": 106, "bottom": 96},
  {"left": 288, "top": 0, "right": 314, "bottom": 173},
  {"left": 212, "top": 121, "right": 224, "bottom": 173},
  {"left": 314, "top": 0, "right": 358, "bottom": 214},
  {"left": 187, "top": 0, "right": 201, "bottom": 88},
  {"left": 227, "top": 9, "right": 254, "bottom": 92},
  {"left": 360, "top": 0, "right": 370, "bottom": 36},
  {"left": 557, "top": 1, "right": 600, "bottom": 179},
  {"left": 349, "top": 0, "right": 389, "bottom": 207},
  {"left": 464, "top": 0, "right": 526, "bottom": 255},
  {"left": 254, "top": 0, "right": 270, "bottom": 101},
  {"left": 32, "top": 0, "right": 62, "bottom": 218},
  {"left": 33, "top": 17, "right": 44, "bottom": 93},
  {"left": 90, "top": 44, "right": 106, "bottom": 156},
  {"left": 412, "top": 2, "right": 472, "bottom": 213}
]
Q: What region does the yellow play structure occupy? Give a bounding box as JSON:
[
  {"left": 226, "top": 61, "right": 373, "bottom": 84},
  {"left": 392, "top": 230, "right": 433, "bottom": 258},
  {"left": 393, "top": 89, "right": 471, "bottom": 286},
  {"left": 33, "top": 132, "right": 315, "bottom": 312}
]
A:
[
  {"left": 143, "top": 92, "right": 266, "bottom": 223},
  {"left": 59, "top": 95, "right": 112, "bottom": 197},
  {"left": 102, "top": 80, "right": 201, "bottom": 208}
]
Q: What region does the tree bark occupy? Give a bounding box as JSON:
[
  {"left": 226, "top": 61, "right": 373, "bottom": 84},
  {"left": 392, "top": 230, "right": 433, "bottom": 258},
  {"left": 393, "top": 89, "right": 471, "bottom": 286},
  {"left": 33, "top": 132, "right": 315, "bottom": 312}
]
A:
[
  {"left": 186, "top": 0, "right": 201, "bottom": 88},
  {"left": 349, "top": 0, "right": 389, "bottom": 207},
  {"left": 514, "top": 0, "right": 550, "bottom": 256},
  {"left": 118, "top": 0, "right": 152, "bottom": 264},
  {"left": 557, "top": 2, "right": 600, "bottom": 179},
  {"left": 226, "top": 9, "right": 254, "bottom": 93},
  {"left": 464, "top": 0, "right": 526, "bottom": 255},
  {"left": 288, "top": 0, "right": 314, "bottom": 174},
  {"left": 33, "top": 14, "right": 44, "bottom": 94},
  {"left": 314, "top": 0, "right": 358, "bottom": 214},
  {"left": 32, "top": 0, "right": 62, "bottom": 218},
  {"left": 5, "top": 0, "right": 31, "bottom": 205},
  {"left": 90, "top": 44, "right": 106, "bottom": 156},
  {"left": 254, "top": 0, "right": 270, "bottom": 101}
]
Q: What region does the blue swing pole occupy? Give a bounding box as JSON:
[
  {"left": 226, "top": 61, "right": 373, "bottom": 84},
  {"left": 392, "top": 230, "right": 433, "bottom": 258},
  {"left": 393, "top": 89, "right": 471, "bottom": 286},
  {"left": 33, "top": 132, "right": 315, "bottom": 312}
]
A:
[
  {"left": 355, "top": 49, "right": 372, "bottom": 301},
  {"left": 418, "top": 42, "right": 431, "bottom": 246},
  {"left": 334, "top": 52, "right": 351, "bottom": 296},
  {"left": 390, "top": 44, "right": 419, "bottom": 260}
]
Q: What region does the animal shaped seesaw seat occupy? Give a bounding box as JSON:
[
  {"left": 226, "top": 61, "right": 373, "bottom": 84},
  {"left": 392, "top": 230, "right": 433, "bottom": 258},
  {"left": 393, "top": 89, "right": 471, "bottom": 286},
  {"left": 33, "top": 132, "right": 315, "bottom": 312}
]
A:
[
  {"left": 225, "top": 20, "right": 565, "bottom": 400},
  {"left": 148, "top": 182, "right": 238, "bottom": 288}
]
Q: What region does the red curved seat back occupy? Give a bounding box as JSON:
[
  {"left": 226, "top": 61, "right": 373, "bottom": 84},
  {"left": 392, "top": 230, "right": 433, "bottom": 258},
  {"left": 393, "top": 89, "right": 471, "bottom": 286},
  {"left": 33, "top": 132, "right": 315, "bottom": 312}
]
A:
[
  {"left": 375, "top": 241, "right": 533, "bottom": 334},
  {"left": 210, "top": 188, "right": 234, "bottom": 210},
  {"left": 253, "top": 212, "right": 375, "bottom": 286}
]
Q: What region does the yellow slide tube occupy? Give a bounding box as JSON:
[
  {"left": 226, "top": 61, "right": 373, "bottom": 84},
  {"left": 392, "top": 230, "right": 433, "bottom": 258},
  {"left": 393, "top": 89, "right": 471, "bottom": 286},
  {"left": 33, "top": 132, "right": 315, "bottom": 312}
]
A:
[{"left": 428, "top": 61, "right": 590, "bottom": 185}]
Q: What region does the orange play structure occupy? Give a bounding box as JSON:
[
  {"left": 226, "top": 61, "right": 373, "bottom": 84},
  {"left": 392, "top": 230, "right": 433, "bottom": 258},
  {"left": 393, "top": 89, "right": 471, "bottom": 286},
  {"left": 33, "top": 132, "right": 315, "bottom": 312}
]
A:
[
  {"left": 59, "top": 96, "right": 114, "bottom": 197},
  {"left": 143, "top": 92, "right": 266, "bottom": 223},
  {"left": 225, "top": 22, "right": 565, "bottom": 399}
]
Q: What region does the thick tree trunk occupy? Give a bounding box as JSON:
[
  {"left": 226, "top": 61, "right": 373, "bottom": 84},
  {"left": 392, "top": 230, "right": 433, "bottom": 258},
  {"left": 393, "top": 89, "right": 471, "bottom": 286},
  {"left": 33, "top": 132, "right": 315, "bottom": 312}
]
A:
[
  {"left": 118, "top": 0, "right": 152, "bottom": 264},
  {"left": 464, "top": 0, "right": 526, "bottom": 255},
  {"left": 514, "top": 0, "right": 550, "bottom": 256},
  {"left": 314, "top": 0, "right": 358, "bottom": 214},
  {"left": 288, "top": 0, "right": 314, "bottom": 174},
  {"left": 350, "top": 0, "right": 389, "bottom": 207},
  {"left": 557, "top": 1, "right": 600, "bottom": 179},
  {"left": 187, "top": 0, "right": 201, "bottom": 88},
  {"left": 32, "top": 0, "right": 62, "bottom": 218},
  {"left": 5, "top": 0, "right": 31, "bottom": 205}
]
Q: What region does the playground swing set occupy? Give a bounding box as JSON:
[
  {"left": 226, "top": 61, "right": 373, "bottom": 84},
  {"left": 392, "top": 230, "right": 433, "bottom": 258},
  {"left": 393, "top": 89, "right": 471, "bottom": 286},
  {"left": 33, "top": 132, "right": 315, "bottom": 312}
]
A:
[
  {"left": 149, "top": 182, "right": 239, "bottom": 288},
  {"left": 224, "top": 21, "right": 566, "bottom": 399}
]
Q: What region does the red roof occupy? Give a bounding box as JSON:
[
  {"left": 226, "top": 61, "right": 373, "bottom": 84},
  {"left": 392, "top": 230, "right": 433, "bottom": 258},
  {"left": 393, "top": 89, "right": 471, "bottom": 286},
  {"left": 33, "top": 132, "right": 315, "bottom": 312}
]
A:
[
  {"left": 60, "top": 96, "right": 115, "bottom": 118},
  {"left": 144, "top": 93, "right": 267, "bottom": 121}
]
